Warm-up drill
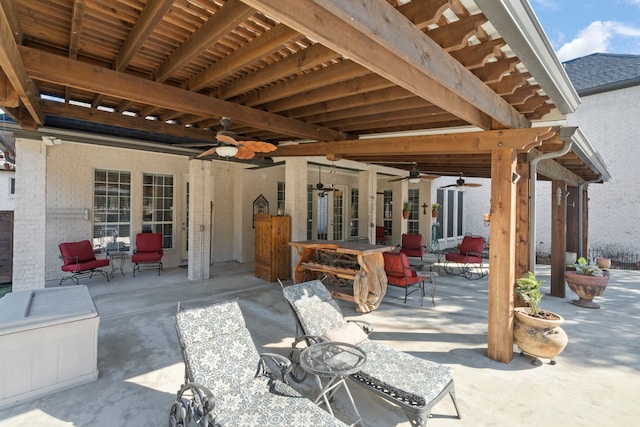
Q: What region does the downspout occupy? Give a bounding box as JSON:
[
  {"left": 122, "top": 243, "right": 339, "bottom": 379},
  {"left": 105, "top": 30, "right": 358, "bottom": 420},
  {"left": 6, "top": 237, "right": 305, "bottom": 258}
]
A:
[{"left": 528, "top": 129, "right": 575, "bottom": 270}]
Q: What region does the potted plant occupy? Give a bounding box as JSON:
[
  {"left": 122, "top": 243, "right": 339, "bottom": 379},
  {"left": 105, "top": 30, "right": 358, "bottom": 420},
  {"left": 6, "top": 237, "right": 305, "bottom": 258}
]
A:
[
  {"left": 565, "top": 257, "right": 609, "bottom": 309},
  {"left": 402, "top": 201, "right": 412, "bottom": 219},
  {"left": 431, "top": 202, "right": 441, "bottom": 218},
  {"left": 513, "top": 271, "right": 568, "bottom": 365}
]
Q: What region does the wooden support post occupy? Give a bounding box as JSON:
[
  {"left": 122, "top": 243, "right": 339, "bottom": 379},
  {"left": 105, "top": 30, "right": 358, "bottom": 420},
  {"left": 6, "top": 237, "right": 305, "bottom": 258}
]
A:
[
  {"left": 550, "top": 180, "right": 567, "bottom": 298},
  {"left": 514, "top": 157, "right": 530, "bottom": 309},
  {"left": 487, "top": 148, "right": 517, "bottom": 363}
]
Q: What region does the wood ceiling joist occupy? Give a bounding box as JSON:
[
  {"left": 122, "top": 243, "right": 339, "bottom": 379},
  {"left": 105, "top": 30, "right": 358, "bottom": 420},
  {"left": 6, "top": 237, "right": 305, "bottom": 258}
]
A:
[
  {"left": 449, "top": 38, "right": 506, "bottom": 70},
  {"left": 39, "top": 100, "right": 213, "bottom": 143},
  {"left": 240, "top": 0, "right": 527, "bottom": 130},
  {"left": 488, "top": 72, "right": 531, "bottom": 96},
  {"left": 0, "top": 1, "right": 43, "bottom": 128},
  {"left": 187, "top": 24, "right": 304, "bottom": 92},
  {"left": 397, "top": 0, "right": 452, "bottom": 30},
  {"left": 20, "top": 46, "right": 349, "bottom": 141},
  {"left": 214, "top": 43, "right": 341, "bottom": 100},
  {"left": 297, "top": 96, "right": 431, "bottom": 125},
  {"left": 426, "top": 14, "right": 487, "bottom": 52},
  {"left": 471, "top": 57, "right": 520, "bottom": 84}
]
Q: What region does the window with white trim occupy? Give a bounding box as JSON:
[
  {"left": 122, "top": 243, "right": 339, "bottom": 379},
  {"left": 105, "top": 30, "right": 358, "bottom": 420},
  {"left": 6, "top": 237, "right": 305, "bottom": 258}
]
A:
[
  {"left": 142, "top": 173, "right": 174, "bottom": 249},
  {"left": 94, "top": 169, "right": 131, "bottom": 252}
]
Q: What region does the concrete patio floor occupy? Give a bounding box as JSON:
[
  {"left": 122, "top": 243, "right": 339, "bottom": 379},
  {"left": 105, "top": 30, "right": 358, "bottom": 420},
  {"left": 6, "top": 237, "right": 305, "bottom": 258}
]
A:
[{"left": 0, "top": 260, "right": 638, "bottom": 426}]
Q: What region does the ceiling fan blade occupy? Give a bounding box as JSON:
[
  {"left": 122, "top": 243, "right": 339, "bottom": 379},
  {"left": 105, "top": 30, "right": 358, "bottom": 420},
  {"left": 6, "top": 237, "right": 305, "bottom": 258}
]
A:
[
  {"left": 387, "top": 176, "right": 407, "bottom": 182},
  {"left": 235, "top": 146, "right": 256, "bottom": 159},
  {"left": 438, "top": 184, "right": 457, "bottom": 188},
  {"left": 197, "top": 146, "right": 219, "bottom": 158},
  {"left": 464, "top": 183, "right": 482, "bottom": 187},
  {"left": 240, "top": 140, "right": 277, "bottom": 153},
  {"left": 216, "top": 133, "right": 238, "bottom": 145}
]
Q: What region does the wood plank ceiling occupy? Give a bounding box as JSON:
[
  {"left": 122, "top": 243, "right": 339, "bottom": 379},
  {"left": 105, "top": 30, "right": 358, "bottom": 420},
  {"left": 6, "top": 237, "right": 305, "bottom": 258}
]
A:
[{"left": 0, "top": 0, "right": 600, "bottom": 182}]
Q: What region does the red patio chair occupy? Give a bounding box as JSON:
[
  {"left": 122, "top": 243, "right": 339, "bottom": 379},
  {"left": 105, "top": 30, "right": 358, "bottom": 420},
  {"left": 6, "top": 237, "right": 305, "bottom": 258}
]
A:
[
  {"left": 59, "top": 240, "right": 110, "bottom": 285},
  {"left": 375, "top": 226, "right": 387, "bottom": 245},
  {"left": 132, "top": 232, "right": 164, "bottom": 276},
  {"left": 398, "top": 233, "right": 426, "bottom": 260},
  {"left": 444, "top": 235, "right": 486, "bottom": 279},
  {"left": 383, "top": 251, "right": 424, "bottom": 305}
]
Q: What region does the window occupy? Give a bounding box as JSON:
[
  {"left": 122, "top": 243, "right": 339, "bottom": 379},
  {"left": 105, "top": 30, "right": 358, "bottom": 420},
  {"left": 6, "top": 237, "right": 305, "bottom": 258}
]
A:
[
  {"left": 94, "top": 169, "right": 131, "bottom": 252},
  {"left": 383, "top": 190, "right": 393, "bottom": 235},
  {"left": 407, "top": 188, "right": 419, "bottom": 234},
  {"left": 435, "top": 188, "right": 465, "bottom": 241},
  {"left": 142, "top": 173, "right": 174, "bottom": 249},
  {"left": 277, "top": 181, "right": 285, "bottom": 214},
  {"left": 9, "top": 177, "right": 15, "bottom": 197},
  {"left": 350, "top": 188, "right": 359, "bottom": 237},
  {"left": 306, "top": 184, "right": 313, "bottom": 240}
]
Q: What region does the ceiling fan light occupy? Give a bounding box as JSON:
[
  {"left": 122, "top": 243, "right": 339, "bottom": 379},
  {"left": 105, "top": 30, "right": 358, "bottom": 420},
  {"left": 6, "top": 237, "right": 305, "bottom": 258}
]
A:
[
  {"left": 215, "top": 146, "right": 238, "bottom": 157},
  {"left": 409, "top": 177, "right": 421, "bottom": 184}
]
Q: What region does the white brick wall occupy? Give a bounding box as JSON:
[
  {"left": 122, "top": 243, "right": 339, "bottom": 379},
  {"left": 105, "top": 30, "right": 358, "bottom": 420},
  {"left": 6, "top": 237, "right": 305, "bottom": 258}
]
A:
[{"left": 568, "top": 85, "right": 640, "bottom": 253}]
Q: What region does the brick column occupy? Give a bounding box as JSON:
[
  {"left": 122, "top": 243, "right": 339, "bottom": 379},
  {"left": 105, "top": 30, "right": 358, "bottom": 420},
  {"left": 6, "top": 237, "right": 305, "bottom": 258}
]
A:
[{"left": 13, "top": 138, "right": 47, "bottom": 290}]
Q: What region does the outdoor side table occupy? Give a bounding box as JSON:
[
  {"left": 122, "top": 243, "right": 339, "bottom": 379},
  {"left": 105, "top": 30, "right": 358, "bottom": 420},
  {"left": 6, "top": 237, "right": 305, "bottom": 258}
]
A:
[
  {"left": 108, "top": 251, "right": 128, "bottom": 278},
  {"left": 417, "top": 270, "right": 439, "bottom": 306},
  {"left": 299, "top": 341, "right": 367, "bottom": 427}
]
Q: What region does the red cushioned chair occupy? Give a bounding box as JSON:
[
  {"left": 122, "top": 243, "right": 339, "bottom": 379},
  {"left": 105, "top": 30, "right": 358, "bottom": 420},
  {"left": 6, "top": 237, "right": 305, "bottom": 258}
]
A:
[
  {"left": 444, "top": 235, "right": 486, "bottom": 279},
  {"left": 383, "top": 251, "right": 424, "bottom": 306},
  {"left": 132, "top": 232, "right": 164, "bottom": 276},
  {"left": 59, "top": 240, "right": 110, "bottom": 285},
  {"left": 375, "top": 226, "right": 387, "bottom": 245},
  {"left": 398, "top": 233, "right": 426, "bottom": 260}
]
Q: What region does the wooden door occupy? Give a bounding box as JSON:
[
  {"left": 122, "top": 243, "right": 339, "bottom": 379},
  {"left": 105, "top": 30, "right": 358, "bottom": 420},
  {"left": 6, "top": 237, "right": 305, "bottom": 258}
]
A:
[{"left": 0, "top": 211, "right": 13, "bottom": 284}]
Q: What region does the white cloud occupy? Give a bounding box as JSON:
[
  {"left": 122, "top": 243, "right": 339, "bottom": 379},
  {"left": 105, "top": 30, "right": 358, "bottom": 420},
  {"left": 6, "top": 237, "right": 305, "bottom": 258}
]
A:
[{"left": 556, "top": 20, "right": 640, "bottom": 61}]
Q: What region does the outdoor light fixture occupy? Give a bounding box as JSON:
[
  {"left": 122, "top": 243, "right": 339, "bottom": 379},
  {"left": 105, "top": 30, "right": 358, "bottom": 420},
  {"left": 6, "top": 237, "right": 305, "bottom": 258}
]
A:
[
  {"left": 215, "top": 145, "right": 238, "bottom": 157},
  {"left": 409, "top": 177, "right": 421, "bottom": 184}
]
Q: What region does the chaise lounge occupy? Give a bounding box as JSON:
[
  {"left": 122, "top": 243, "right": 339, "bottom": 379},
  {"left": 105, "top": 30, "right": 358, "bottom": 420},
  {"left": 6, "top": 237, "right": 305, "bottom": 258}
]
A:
[
  {"left": 170, "top": 299, "right": 348, "bottom": 427},
  {"left": 282, "top": 280, "right": 461, "bottom": 426}
]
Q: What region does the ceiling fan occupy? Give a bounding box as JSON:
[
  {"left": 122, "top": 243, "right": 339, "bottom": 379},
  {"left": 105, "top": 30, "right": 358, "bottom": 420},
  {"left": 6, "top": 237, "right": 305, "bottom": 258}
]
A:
[
  {"left": 316, "top": 164, "right": 338, "bottom": 198},
  {"left": 439, "top": 173, "right": 482, "bottom": 188},
  {"left": 197, "top": 117, "right": 277, "bottom": 160},
  {"left": 388, "top": 162, "right": 439, "bottom": 183}
]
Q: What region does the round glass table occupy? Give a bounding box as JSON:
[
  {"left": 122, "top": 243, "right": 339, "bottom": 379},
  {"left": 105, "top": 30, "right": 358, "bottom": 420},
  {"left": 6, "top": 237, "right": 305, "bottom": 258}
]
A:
[{"left": 300, "top": 341, "right": 367, "bottom": 426}]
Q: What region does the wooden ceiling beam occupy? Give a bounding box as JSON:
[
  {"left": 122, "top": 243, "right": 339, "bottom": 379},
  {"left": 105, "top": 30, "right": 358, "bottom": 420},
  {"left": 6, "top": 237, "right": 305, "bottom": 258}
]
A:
[
  {"left": 39, "top": 100, "right": 214, "bottom": 143},
  {"left": 20, "top": 46, "right": 349, "bottom": 141},
  {"left": 299, "top": 95, "right": 429, "bottom": 124},
  {"left": 234, "top": 60, "right": 370, "bottom": 107},
  {"left": 398, "top": 0, "right": 451, "bottom": 30},
  {"left": 153, "top": 0, "right": 255, "bottom": 82},
  {"left": 241, "top": 0, "right": 527, "bottom": 130},
  {"left": 273, "top": 128, "right": 555, "bottom": 158},
  {"left": 215, "top": 43, "right": 341, "bottom": 99},
  {"left": 188, "top": 24, "right": 304, "bottom": 92},
  {"left": 286, "top": 86, "right": 415, "bottom": 120},
  {"left": 0, "top": 1, "right": 43, "bottom": 127}
]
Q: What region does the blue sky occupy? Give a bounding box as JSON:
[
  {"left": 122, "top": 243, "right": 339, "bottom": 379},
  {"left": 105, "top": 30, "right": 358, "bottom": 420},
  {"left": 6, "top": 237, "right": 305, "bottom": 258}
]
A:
[{"left": 530, "top": 0, "right": 640, "bottom": 62}]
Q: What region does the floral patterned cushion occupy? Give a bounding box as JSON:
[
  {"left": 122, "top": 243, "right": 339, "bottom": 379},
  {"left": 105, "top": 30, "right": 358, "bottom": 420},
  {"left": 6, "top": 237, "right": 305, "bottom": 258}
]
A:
[
  {"left": 283, "top": 280, "right": 346, "bottom": 336},
  {"left": 284, "top": 280, "right": 456, "bottom": 412},
  {"left": 357, "top": 340, "right": 454, "bottom": 405},
  {"left": 214, "top": 375, "right": 347, "bottom": 426},
  {"left": 175, "top": 299, "right": 348, "bottom": 427}
]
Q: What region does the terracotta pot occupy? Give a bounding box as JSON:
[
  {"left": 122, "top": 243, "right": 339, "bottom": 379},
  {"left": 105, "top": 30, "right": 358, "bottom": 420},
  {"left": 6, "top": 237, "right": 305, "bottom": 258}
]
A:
[
  {"left": 513, "top": 307, "right": 568, "bottom": 362},
  {"left": 431, "top": 209, "right": 438, "bottom": 218},
  {"left": 565, "top": 271, "right": 609, "bottom": 309},
  {"left": 402, "top": 210, "right": 409, "bottom": 219},
  {"left": 595, "top": 257, "right": 611, "bottom": 269}
]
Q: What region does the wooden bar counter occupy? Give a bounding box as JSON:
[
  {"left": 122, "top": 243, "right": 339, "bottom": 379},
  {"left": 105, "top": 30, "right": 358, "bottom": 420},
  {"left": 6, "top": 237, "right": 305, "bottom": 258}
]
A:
[{"left": 289, "top": 240, "right": 394, "bottom": 313}]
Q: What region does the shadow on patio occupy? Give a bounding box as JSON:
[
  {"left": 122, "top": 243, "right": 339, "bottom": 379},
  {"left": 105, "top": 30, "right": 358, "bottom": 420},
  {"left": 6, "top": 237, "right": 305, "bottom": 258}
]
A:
[{"left": 0, "top": 262, "right": 638, "bottom": 426}]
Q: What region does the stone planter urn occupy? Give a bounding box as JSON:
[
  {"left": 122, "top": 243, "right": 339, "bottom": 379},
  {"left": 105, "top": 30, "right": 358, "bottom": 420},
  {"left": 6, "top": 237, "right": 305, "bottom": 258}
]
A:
[
  {"left": 565, "top": 270, "right": 609, "bottom": 309},
  {"left": 513, "top": 307, "right": 568, "bottom": 365},
  {"left": 595, "top": 257, "right": 611, "bottom": 269}
]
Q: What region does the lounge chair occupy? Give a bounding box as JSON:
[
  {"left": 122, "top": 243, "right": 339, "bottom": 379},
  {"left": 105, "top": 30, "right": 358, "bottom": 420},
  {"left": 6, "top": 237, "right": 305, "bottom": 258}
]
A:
[
  {"left": 443, "top": 235, "right": 487, "bottom": 279},
  {"left": 281, "top": 280, "right": 461, "bottom": 426},
  {"left": 170, "top": 299, "right": 348, "bottom": 427},
  {"left": 58, "top": 240, "right": 110, "bottom": 285}
]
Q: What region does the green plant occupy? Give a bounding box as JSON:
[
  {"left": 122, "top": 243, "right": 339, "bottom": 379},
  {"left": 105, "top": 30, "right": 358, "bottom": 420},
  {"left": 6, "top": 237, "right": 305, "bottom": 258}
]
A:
[
  {"left": 431, "top": 203, "right": 441, "bottom": 210},
  {"left": 574, "top": 257, "right": 604, "bottom": 277},
  {"left": 515, "top": 271, "right": 543, "bottom": 316},
  {"left": 403, "top": 201, "right": 412, "bottom": 211}
]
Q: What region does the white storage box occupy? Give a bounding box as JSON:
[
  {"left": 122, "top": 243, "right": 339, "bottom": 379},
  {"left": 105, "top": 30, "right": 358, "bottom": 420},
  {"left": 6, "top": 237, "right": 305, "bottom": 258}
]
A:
[{"left": 0, "top": 285, "right": 99, "bottom": 409}]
